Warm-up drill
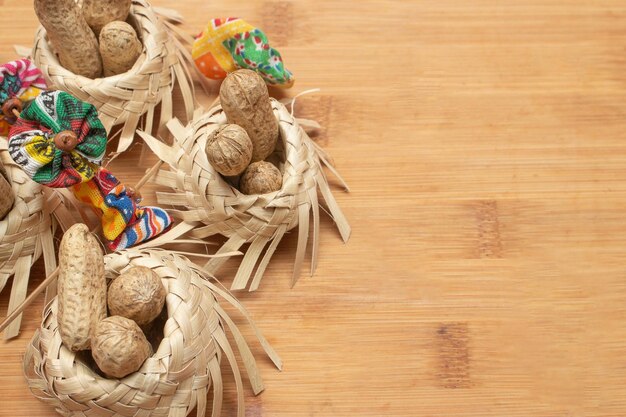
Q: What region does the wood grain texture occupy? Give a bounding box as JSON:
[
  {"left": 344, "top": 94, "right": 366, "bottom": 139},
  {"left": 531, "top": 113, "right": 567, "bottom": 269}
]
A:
[{"left": 2, "top": 0, "right": 626, "bottom": 416}]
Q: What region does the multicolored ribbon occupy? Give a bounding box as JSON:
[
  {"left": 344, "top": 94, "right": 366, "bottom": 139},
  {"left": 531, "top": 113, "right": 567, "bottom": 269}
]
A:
[
  {"left": 7, "top": 90, "right": 106, "bottom": 188},
  {"left": 192, "top": 18, "right": 294, "bottom": 87},
  {"left": 0, "top": 58, "right": 47, "bottom": 135},
  {"left": 72, "top": 168, "right": 173, "bottom": 251},
  {"left": 7, "top": 88, "right": 173, "bottom": 250}
]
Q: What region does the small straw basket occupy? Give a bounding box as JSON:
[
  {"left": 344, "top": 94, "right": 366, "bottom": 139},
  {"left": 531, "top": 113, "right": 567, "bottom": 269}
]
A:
[
  {"left": 31, "top": 0, "right": 195, "bottom": 154},
  {"left": 24, "top": 249, "right": 281, "bottom": 417},
  {"left": 0, "top": 137, "right": 60, "bottom": 339},
  {"left": 139, "top": 99, "right": 350, "bottom": 291}
]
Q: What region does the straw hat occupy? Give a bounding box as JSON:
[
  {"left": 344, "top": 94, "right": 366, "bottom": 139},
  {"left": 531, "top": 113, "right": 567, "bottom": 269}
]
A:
[
  {"left": 139, "top": 99, "right": 351, "bottom": 291},
  {"left": 0, "top": 137, "right": 60, "bottom": 339},
  {"left": 24, "top": 249, "right": 281, "bottom": 417},
  {"left": 32, "top": 0, "right": 195, "bottom": 154}
]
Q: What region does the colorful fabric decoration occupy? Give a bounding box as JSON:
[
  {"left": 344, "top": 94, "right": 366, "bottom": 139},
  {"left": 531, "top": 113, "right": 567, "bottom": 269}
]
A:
[
  {"left": 192, "top": 17, "right": 294, "bottom": 87},
  {"left": 0, "top": 58, "right": 47, "bottom": 136},
  {"left": 7, "top": 90, "right": 172, "bottom": 251},
  {"left": 7, "top": 91, "right": 106, "bottom": 188},
  {"left": 72, "top": 167, "right": 173, "bottom": 251}
]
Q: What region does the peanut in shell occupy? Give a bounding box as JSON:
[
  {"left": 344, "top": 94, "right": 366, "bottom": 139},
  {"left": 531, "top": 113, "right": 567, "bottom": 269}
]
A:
[
  {"left": 219, "top": 69, "right": 279, "bottom": 162},
  {"left": 57, "top": 223, "right": 106, "bottom": 351}
]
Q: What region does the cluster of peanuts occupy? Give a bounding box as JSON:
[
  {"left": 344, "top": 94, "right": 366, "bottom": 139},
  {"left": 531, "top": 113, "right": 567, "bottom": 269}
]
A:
[
  {"left": 35, "top": 0, "right": 142, "bottom": 79},
  {"left": 57, "top": 224, "right": 166, "bottom": 378},
  {"left": 207, "top": 69, "right": 284, "bottom": 195}
]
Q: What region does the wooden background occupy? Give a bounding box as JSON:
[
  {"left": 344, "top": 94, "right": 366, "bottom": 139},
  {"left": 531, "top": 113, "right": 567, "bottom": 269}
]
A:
[{"left": 2, "top": 0, "right": 626, "bottom": 416}]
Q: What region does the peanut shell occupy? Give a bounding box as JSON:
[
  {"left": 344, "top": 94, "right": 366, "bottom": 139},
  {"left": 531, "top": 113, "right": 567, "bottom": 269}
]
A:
[
  {"left": 107, "top": 266, "right": 166, "bottom": 326},
  {"left": 91, "top": 316, "right": 152, "bottom": 378},
  {"left": 57, "top": 223, "right": 106, "bottom": 351},
  {"left": 219, "top": 69, "right": 279, "bottom": 162},
  {"left": 34, "top": 0, "right": 103, "bottom": 79},
  {"left": 0, "top": 161, "right": 13, "bottom": 219},
  {"left": 205, "top": 124, "right": 253, "bottom": 176},
  {"left": 99, "top": 21, "right": 142, "bottom": 77},
  {"left": 239, "top": 161, "right": 283, "bottom": 195},
  {"left": 82, "top": 0, "right": 131, "bottom": 35}
]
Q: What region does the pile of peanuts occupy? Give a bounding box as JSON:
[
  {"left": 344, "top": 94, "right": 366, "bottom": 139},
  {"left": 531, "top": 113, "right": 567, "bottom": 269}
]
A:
[
  {"left": 35, "top": 0, "right": 142, "bottom": 79},
  {"left": 207, "top": 69, "right": 284, "bottom": 195}
]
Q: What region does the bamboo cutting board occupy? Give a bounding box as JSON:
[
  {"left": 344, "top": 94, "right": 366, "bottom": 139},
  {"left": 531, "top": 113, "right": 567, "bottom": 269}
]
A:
[{"left": 2, "top": 0, "right": 626, "bottom": 416}]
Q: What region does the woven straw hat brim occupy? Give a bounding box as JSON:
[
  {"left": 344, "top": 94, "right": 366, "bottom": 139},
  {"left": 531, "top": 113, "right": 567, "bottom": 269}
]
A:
[
  {"left": 32, "top": 0, "right": 195, "bottom": 154},
  {"left": 138, "top": 99, "right": 350, "bottom": 291},
  {"left": 0, "top": 137, "right": 58, "bottom": 339},
  {"left": 24, "top": 249, "right": 281, "bottom": 417}
]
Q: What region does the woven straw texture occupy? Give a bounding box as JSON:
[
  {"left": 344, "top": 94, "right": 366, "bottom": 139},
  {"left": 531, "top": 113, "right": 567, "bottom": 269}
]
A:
[
  {"left": 32, "top": 0, "right": 195, "bottom": 154},
  {"left": 24, "top": 249, "right": 281, "bottom": 417},
  {"left": 138, "top": 99, "right": 351, "bottom": 291},
  {"left": 0, "top": 137, "right": 59, "bottom": 339}
]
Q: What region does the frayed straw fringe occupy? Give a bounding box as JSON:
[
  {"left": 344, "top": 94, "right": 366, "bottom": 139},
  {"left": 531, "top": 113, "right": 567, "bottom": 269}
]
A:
[
  {"left": 31, "top": 0, "right": 195, "bottom": 155},
  {"left": 0, "top": 138, "right": 78, "bottom": 339},
  {"left": 138, "top": 99, "right": 350, "bottom": 291},
  {"left": 24, "top": 249, "right": 281, "bottom": 417}
]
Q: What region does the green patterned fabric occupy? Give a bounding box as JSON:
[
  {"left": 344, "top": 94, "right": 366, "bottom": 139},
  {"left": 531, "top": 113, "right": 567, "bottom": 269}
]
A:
[
  {"left": 8, "top": 91, "right": 107, "bottom": 188},
  {"left": 192, "top": 18, "right": 294, "bottom": 87},
  {"left": 224, "top": 28, "right": 294, "bottom": 86}
]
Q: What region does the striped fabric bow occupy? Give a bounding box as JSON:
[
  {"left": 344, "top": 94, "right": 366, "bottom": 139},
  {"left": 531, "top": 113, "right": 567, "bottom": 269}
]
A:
[
  {"left": 72, "top": 167, "right": 173, "bottom": 251},
  {"left": 0, "top": 58, "right": 47, "bottom": 136}
]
